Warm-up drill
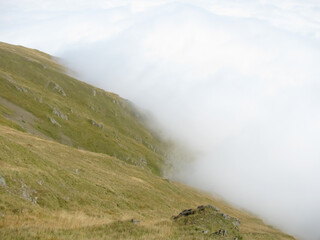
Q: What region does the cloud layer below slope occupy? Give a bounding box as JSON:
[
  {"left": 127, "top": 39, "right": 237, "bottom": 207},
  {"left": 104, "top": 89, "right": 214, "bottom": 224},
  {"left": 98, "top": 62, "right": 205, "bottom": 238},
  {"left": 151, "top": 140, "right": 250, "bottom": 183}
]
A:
[{"left": 1, "top": 1, "right": 320, "bottom": 239}]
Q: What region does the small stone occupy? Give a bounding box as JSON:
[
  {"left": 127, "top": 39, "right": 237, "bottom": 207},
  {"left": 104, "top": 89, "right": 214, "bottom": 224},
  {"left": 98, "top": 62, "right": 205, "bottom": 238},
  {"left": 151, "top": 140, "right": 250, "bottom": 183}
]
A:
[
  {"left": 49, "top": 117, "right": 61, "bottom": 127},
  {"left": 90, "top": 119, "right": 104, "bottom": 129},
  {"left": 131, "top": 218, "right": 140, "bottom": 225},
  {"left": 0, "top": 173, "right": 6, "bottom": 187},
  {"left": 212, "top": 206, "right": 219, "bottom": 211},
  {"left": 197, "top": 205, "right": 205, "bottom": 210},
  {"left": 233, "top": 218, "right": 241, "bottom": 227},
  {"left": 73, "top": 169, "right": 79, "bottom": 174},
  {"left": 202, "top": 230, "right": 208, "bottom": 234},
  {"left": 223, "top": 229, "right": 227, "bottom": 236}
]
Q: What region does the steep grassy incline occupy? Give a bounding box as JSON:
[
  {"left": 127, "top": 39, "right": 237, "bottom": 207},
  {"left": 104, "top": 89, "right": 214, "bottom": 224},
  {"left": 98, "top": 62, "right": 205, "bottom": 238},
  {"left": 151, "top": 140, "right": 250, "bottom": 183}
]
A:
[
  {"left": 0, "top": 42, "right": 295, "bottom": 240},
  {"left": 0, "top": 42, "right": 166, "bottom": 175},
  {"left": 0, "top": 126, "right": 295, "bottom": 240}
]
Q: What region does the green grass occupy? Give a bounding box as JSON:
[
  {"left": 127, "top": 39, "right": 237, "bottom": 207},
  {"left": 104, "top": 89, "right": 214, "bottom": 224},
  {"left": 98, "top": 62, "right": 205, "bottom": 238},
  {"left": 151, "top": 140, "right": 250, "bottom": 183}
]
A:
[
  {"left": 0, "top": 126, "right": 295, "bottom": 239},
  {"left": 0, "top": 41, "right": 167, "bottom": 175},
  {"left": 0, "top": 42, "right": 296, "bottom": 240}
]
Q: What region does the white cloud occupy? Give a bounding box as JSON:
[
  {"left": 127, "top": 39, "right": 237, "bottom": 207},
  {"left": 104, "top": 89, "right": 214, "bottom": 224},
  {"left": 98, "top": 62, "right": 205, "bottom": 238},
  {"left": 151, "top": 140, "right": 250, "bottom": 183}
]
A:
[{"left": 1, "top": 1, "right": 320, "bottom": 239}]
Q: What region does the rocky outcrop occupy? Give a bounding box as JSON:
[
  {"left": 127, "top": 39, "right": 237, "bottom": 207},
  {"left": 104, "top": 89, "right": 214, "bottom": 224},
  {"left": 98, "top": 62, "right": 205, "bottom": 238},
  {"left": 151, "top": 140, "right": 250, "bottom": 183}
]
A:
[
  {"left": 52, "top": 107, "right": 68, "bottom": 120},
  {"left": 52, "top": 82, "right": 66, "bottom": 96},
  {"left": 90, "top": 119, "right": 104, "bottom": 129},
  {"left": 173, "top": 205, "right": 242, "bottom": 239},
  {"left": 174, "top": 208, "right": 196, "bottom": 219},
  {"left": 49, "top": 117, "right": 61, "bottom": 127},
  {"left": 21, "top": 183, "right": 38, "bottom": 205},
  {"left": 15, "top": 85, "right": 28, "bottom": 93},
  {"left": 174, "top": 205, "right": 220, "bottom": 219}
]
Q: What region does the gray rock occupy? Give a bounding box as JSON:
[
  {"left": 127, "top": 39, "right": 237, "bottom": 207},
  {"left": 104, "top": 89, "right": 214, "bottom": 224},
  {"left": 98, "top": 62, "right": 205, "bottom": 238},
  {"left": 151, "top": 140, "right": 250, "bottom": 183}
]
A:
[
  {"left": 49, "top": 117, "right": 61, "bottom": 127},
  {"left": 21, "top": 183, "right": 38, "bottom": 205},
  {"left": 2, "top": 73, "right": 15, "bottom": 84},
  {"left": 40, "top": 63, "right": 47, "bottom": 69},
  {"left": 202, "top": 230, "right": 208, "bottom": 234},
  {"left": 0, "top": 173, "right": 6, "bottom": 187},
  {"left": 232, "top": 218, "right": 241, "bottom": 227},
  {"left": 53, "top": 83, "right": 66, "bottom": 96},
  {"left": 139, "top": 157, "right": 147, "bottom": 165},
  {"left": 174, "top": 208, "right": 196, "bottom": 219},
  {"left": 131, "top": 218, "right": 140, "bottom": 225},
  {"left": 197, "top": 205, "right": 206, "bottom": 211},
  {"left": 73, "top": 169, "right": 79, "bottom": 175},
  {"left": 212, "top": 206, "right": 219, "bottom": 211},
  {"left": 223, "top": 229, "right": 227, "bottom": 236},
  {"left": 52, "top": 107, "right": 68, "bottom": 120},
  {"left": 90, "top": 119, "right": 104, "bottom": 129},
  {"left": 218, "top": 213, "right": 230, "bottom": 220},
  {"left": 15, "top": 85, "right": 28, "bottom": 93}
]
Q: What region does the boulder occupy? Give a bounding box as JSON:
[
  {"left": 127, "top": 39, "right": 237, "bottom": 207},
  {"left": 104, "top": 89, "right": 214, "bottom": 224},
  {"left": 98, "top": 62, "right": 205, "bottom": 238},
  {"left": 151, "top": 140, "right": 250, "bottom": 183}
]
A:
[{"left": 174, "top": 208, "right": 196, "bottom": 219}]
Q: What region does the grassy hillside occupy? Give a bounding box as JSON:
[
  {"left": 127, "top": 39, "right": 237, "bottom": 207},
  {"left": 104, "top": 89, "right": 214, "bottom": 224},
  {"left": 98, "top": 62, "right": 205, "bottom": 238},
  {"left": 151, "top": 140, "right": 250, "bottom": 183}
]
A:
[
  {"left": 0, "top": 126, "right": 294, "bottom": 240},
  {"left": 0, "top": 41, "right": 166, "bottom": 175},
  {"left": 0, "top": 42, "right": 295, "bottom": 239}
]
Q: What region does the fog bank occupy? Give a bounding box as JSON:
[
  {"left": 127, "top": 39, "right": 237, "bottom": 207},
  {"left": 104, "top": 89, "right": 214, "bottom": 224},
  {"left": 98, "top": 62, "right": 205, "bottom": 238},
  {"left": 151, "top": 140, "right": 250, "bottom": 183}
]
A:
[{"left": 1, "top": 1, "right": 320, "bottom": 239}]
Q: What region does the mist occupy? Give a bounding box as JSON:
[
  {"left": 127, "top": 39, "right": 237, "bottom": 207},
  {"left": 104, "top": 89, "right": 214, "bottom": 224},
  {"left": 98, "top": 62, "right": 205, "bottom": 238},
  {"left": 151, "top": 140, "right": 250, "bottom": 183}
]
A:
[{"left": 1, "top": 1, "right": 320, "bottom": 239}]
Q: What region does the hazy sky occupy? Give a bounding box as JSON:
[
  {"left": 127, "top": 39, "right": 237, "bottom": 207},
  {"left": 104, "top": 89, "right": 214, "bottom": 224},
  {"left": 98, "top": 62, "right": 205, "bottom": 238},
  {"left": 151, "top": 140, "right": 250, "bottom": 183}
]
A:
[{"left": 1, "top": 1, "right": 320, "bottom": 239}]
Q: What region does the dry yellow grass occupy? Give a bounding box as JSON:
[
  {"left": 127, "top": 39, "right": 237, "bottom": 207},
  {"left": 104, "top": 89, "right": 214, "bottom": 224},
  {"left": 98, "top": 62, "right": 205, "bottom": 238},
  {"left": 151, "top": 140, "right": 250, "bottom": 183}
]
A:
[{"left": 0, "top": 125, "right": 295, "bottom": 239}]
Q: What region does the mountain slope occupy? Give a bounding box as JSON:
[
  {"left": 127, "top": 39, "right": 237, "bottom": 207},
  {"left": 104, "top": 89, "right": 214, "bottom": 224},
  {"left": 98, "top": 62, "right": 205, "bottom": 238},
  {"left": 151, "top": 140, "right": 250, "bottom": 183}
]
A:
[
  {"left": 0, "top": 42, "right": 295, "bottom": 239},
  {"left": 0, "top": 125, "right": 294, "bottom": 240},
  {"left": 0, "top": 41, "right": 166, "bottom": 175}
]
